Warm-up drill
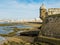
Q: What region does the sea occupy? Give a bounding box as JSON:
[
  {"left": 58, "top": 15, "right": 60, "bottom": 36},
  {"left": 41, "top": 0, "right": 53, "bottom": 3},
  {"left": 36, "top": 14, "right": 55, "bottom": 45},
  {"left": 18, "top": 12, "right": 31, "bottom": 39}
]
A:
[
  {"left": 0, "top": 22, "right": 32, "bottom": 43},
  {"left": 0, "top": 22, "right": 32, "bottom": 34}
]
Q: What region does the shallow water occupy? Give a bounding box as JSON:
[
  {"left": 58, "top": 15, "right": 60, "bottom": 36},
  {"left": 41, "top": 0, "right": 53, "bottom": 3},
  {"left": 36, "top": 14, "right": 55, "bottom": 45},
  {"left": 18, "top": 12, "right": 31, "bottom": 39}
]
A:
[
  {"left": 0, "top": 23, "right": 32, "bottom": 34},
  {"left": 0, "top": 23, "right": 33, "bottom": 44},
  {"left": 0, "top": 26, "right": 13, "bottom": 34}
]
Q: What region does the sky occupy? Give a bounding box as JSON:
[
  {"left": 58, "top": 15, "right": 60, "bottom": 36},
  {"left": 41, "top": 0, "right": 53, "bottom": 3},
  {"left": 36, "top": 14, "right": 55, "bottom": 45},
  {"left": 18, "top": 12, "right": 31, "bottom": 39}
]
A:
[{"left": 0, "top": 0, "right": 60, "bottom": 20}]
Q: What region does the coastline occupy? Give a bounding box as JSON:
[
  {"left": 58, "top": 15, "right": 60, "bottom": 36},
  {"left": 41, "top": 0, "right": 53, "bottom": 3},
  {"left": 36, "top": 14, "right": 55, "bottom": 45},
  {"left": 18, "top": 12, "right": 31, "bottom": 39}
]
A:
[{"left": 0, "top": 22, "right": 42, "bottom": 45}]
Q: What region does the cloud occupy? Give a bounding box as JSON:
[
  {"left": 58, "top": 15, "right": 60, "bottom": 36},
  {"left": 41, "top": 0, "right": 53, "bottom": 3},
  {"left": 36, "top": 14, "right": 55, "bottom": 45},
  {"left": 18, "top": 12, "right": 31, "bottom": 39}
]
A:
[
  {"left": 0, "top": 0, "right": 41, "bottom": 20},
  {"left": 0, "top": 0, "right": 60, "bottom": 20}
]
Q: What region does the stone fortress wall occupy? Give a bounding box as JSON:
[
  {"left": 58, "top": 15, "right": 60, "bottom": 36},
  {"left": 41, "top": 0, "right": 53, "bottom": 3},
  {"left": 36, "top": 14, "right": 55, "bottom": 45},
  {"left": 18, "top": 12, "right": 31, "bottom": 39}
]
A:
[
  {"left": 48, "top": 8, "right": 60, "bottom": 15},
  {"left": 40, "top": 4, "right": 60, "bottom": 38},
  {"left": 45, "top": 15, "right": 60, "bottom": 23},
  {"left": 40, "top": 4, "right": 60, "bottom": 20}
]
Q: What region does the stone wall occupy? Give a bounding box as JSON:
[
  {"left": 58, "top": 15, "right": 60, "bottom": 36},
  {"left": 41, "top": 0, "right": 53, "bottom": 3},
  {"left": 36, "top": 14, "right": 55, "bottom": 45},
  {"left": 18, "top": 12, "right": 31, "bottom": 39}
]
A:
[
  {"left": 48, "top": 8, "right": 60, "bottom": 15},
  {"left": 40, "top": 14, "right": 60, "bottom": 38}
]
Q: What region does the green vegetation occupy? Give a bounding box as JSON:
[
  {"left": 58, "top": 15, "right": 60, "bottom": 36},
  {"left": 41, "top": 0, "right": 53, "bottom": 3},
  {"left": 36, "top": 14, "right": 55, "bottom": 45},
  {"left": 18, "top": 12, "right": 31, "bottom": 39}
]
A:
[
  {"left": 0, "top": 23, "right": 26, "bottom": 26},
  {"left": 3, "top": 36, "right": 60, "bottom": 45},
  {"left": 3, "top": 41, "right": 31, "bottom": 45}
]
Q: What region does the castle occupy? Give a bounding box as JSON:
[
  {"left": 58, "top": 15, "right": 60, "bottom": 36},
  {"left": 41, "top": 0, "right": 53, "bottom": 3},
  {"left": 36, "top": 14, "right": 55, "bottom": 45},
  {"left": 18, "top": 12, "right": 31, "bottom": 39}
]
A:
[
  {"left": 40, "top": 4, "right": 60, "bottom": 20},
  {"left": 40, "top": 4, "right": 60, "bottom": 38}
]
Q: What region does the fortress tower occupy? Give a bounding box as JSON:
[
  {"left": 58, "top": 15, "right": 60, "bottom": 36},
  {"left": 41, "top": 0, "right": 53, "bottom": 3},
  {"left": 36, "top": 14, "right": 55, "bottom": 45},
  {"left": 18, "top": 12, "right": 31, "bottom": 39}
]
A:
[{"left": 40, "top": 4, "right": 47, "bottom": 20}]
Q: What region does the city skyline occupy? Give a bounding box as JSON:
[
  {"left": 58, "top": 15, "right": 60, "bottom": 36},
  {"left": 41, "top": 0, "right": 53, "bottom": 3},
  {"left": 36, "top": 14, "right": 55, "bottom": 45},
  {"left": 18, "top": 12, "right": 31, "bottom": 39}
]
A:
[{"left": 0, "top": 0, "right": 60, "bottom": 20}]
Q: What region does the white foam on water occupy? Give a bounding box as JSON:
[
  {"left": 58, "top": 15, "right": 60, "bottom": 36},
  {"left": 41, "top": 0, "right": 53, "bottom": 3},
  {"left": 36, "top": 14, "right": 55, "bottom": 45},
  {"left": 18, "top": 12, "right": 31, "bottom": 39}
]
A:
[{"left": 0, "top": 36, "right": 6, "bottom": 44}]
